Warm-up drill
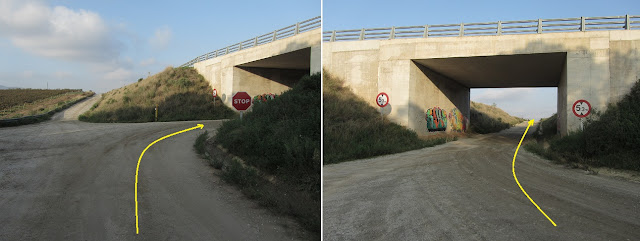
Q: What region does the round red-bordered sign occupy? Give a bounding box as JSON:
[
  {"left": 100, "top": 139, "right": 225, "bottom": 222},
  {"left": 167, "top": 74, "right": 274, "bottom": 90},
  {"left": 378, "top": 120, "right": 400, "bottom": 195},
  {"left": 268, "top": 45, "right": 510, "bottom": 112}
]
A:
[
  {"left": 572, "top": 99, "right": 591, "bottom": 118},
  {"left": 376, "top": 92, "right": 389, "bottom": 107},
  {"left": 212, "top": 89, "right": 217, "bottom": 98}
]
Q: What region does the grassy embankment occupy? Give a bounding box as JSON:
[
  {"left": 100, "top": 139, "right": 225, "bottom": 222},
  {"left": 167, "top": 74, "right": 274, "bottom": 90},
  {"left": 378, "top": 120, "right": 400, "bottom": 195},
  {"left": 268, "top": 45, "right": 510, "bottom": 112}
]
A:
[
  {"left": 197, "top": 74, "right": 321, "bottom": 234},
  {"left": 525, "top": 80, "right": 640, "bottom": 172},
  {"left": 0, "top": 89, "right": 94, "bottom": 126},
  {"left": 469, "top": 101, "right": 528, "bottom": 134},
  {"left": 323, "top": 73, "right": 454, "bottom": 165},
  {"left": 79, "top": 67, "right": 235, "bottom": 122}
]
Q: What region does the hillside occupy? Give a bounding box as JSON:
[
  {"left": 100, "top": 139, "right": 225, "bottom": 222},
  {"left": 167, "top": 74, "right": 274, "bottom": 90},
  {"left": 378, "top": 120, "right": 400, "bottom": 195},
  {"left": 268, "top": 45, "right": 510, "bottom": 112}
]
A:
[
  {"left": 470, "top": 101, "right": 527, "bottom": 133},
  {"left": 323, "top": 73, "right": 452, "bottom": 164},
  {"left": 526, "top": 79, "right": 640, "bottom": 171},
  {"left": 79, "top": 67, "right": 235, "bottom": 122},
  {"left": 207, "top": 74, "right": 321, "bottom": 233},
  {"left": 1, "top": 89, "right": 92, "bottom": 121}
]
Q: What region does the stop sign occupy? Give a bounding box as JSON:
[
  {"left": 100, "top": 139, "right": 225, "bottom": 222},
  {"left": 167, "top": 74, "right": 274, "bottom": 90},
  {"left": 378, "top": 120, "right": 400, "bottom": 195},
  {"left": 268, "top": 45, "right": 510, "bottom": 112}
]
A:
[{"left": 232, "top": 92, "right": 251, "bottom": 111}]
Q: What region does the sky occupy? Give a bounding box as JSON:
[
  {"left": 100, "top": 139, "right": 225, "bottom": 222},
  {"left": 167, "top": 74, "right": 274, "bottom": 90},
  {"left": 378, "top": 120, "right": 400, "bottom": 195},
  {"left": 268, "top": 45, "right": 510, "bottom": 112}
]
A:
[
  {"left": 0, "top": 0, "right": 319, "bottom": 93},
  {"left": 324, "top": 0, "right": 639, "bottom": 120}
]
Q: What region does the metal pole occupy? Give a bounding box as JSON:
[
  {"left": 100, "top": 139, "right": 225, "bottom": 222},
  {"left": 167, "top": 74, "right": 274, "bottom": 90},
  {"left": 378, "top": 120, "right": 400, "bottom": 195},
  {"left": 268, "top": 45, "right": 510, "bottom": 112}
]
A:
[
  {"left": 581, "top": 16, "right": 586, "bottom": 31},
  {"left": 497, "top": 21, "right": 502, "bottom": 35},
  {"left": 155, "top": 104, "right": 158, "bottom": 122},
  {"left": 580, "top": 118, "right": 584, "bottom": 131},
  {"left": 423, "top": 25, "right": 429, "bottom": 38},
  {"left": 359, "top": 28, "right": 365, "bottom": 40},
  {"left": 537, "top": 19, "right": 542, "bottom": 33},
  {"left": 240, "top": 111, "right": 243, "bottom": 121},
  {"left": 460, "top": 22, "right": 464, "bottom": 36}
]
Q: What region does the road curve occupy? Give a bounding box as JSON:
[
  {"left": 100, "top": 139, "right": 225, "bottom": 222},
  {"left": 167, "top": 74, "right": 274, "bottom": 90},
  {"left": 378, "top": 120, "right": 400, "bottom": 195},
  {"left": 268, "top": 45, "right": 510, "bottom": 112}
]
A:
[
  {"left": 323, "top": 122, "right": 640, "bottom": 240},
  {"left": 0, "top": 95, "right": 308, "bottom": 240}
]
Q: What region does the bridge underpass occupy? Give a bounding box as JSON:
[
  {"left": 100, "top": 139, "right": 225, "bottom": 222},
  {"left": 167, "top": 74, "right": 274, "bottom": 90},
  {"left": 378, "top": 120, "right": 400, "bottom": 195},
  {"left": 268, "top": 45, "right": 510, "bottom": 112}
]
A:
[
  {"left": 234, "top": 47, "right": 311, "bottom": 96},
  {"left": 190, "top": 17, "right": 321, "bottom": 109},
  {"left": 323, "top": 26, "right": 640, "bottom": 136},
  {"left": 409, "top": 52, "right": 566, "bottom": 135}
]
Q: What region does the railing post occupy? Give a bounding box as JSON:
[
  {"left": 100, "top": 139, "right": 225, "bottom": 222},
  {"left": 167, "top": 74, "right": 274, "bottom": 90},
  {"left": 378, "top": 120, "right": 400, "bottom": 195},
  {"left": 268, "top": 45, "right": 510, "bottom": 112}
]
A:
[
  {"left": 581, "top": 16, "right": 586, "bottom": 31},
  {"left": 423, "top": 25, "right": 429, "bottom": 38},
  {"left": 359, "top": 28, "right": 365, "bottom": 40},
  {"left": 215, "top": 50, "right": 218, "bottom": 57},
  {"left": 460, "top": 22, "right": 464, "bottom": 36},
  {"left": 331, "top": 30, "right": 336, "bottom": 42},
  {"left": 295, "top": 22, "right": 300, "bottom": 35},
  {"left": 537, "top": 19, "right": 542, "bottom": 33},
  {"left": 625, "top": 14, "right": 630, "bottom": 30},
  {"left": 497, "top": 21, "right": 502, "bottom": 35},
  {"left": 225, "top": 46, "right": 229, "bottom": 54},
  {"left": 272, "top": 31, "right": 277, "bottom": 42},
  {"left": 254, "top": 37, "right": 258, "bottom": 47},
  {"left": 390, "top": 26, "right": 395, "bottom": 39}
]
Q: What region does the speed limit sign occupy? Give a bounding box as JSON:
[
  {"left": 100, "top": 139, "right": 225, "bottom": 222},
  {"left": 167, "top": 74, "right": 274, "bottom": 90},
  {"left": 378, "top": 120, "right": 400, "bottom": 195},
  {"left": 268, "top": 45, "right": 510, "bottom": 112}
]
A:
[
  {"left": 212, "top": 89, "right": 217, "bottom": 98},
  {"left": 376, "top": 92, "right": 389, "bottom": 107},
  {"left": 572, "top": 99, "right": 591, "bottom": 118}
]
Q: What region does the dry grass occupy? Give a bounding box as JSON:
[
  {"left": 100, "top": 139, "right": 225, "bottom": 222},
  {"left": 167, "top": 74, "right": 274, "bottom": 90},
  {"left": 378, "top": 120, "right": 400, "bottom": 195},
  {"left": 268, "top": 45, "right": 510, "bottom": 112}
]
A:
[
  {"left": 80, "top": 67, "right": 235, "bottom": 122},
  {"left": 470, "top": 101, "right": 527, "bottom": 134},
  {"left": 323, "top": 71, "right": 451, "bottom": 164},
  {"left": 1, "top": 91, "right": 90, "bottom": 119}
]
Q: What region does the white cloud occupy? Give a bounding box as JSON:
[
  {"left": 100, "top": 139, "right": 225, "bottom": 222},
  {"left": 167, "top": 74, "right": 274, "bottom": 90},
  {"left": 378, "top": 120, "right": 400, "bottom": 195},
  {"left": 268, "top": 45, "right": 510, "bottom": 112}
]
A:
[
  {"left": 104, "top": 68, "right": 134, "bottom": 81},
  {"left": 0, "top": 0, "right": 122, "bottom": 62},
  {"left": 472, "top": 88, "right": 534, "bottom": 103},
  {"left": 149, "top": 26, "right": 171, "bottom": 50},
  {"left": 139, "top": 58, "right": 156, "bottom": 67},
  {"left": 53, "top": 71, "right": 72, "bottom": 79}
]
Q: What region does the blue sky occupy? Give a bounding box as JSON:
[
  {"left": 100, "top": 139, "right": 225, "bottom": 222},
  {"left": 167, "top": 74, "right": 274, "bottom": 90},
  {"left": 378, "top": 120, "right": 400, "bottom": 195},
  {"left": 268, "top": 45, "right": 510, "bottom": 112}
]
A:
[
  {"left": 0, "top": 0, "right": 319, "bottom": 93},
  {"left": 324, "top": 0, "right": 639, "bottom": 120}
]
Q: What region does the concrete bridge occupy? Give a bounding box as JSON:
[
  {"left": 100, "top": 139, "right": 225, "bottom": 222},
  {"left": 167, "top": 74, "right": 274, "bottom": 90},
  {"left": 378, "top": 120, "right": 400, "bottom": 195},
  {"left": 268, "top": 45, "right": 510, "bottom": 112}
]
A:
[
  {"left": 185, "top": 17, "right": 321, "bottom": 108},
  {"left": 323, "top": 15, "right": 640, "bottom": 136}
]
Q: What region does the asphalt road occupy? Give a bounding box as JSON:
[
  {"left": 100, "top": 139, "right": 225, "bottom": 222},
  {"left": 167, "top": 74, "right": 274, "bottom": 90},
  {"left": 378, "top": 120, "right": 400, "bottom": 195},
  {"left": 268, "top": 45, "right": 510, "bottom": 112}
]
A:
[
  {"left": 323, "top": 122, "right": 640, "bottom": 240},
  {"left": 0, "top": 96, "right": 307, "bottom": 240}
]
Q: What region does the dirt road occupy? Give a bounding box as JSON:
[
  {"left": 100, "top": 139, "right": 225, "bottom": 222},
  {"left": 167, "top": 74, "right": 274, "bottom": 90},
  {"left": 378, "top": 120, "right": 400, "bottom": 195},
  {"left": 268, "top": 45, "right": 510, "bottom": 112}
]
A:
[
  {"left": 0, "top": 96, "right": 307, "bottom": 240},
  {"left": 323, "top": 122, "right": 640, "bottom": 240}
]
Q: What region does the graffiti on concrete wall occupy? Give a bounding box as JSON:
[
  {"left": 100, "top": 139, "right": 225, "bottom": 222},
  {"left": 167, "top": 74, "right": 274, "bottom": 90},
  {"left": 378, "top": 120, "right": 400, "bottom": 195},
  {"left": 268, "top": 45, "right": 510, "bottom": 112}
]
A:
[
  {"left": 253, "top": 93, "right": 278, "bottom": 104},
  {"left": 448, "top": 108, "right": 467, "bottom": 132},
  {"left": 426, "top": 107, "right": 447, "bottom": 131}
]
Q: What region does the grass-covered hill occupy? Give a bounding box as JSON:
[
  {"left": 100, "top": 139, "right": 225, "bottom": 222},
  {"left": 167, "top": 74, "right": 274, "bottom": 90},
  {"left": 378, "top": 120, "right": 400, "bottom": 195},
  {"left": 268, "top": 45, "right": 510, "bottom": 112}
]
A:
[
  {"left": 323, "top": 73, "right": 451, "bottom": 165},
  {"left": 79, "top": 67, "right": 235, "bottom": 122},
  {"left": 211, "top": 74, "right": 321, "bottom": 233},
  {"left": 470, "top": 101, "right": 528, "bottom": 134},
  {"left": 526, "top": 80, "right": 640, "bottom": 171}
]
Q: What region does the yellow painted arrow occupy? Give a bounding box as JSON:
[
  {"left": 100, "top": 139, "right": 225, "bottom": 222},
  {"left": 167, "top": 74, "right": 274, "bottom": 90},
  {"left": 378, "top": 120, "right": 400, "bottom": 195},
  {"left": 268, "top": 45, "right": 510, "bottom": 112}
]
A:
[
  {"left": 512, "top": 119, "right": 557, "bottom": 226},
  {"left": 135, "top": 124, "right": 204, "bottom": 234}
]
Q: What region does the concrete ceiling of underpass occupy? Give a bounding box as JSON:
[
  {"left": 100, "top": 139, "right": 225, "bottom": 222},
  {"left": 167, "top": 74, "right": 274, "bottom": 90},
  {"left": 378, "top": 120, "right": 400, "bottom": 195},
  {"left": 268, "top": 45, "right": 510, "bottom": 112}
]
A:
[
  {"left": 413, "top": 52, "right": 566, "bottom": 88},
  {"left": 237, "top": 47, "right": 310, "bottom": 70}
]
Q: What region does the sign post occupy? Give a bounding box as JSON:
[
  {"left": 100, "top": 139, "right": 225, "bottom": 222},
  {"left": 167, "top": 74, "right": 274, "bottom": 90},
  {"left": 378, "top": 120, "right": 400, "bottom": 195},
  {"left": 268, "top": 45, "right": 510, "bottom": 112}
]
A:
[
  {"left": 232, "top": 91, "right": 252, "bottom": 121},
  {"left": 212, "top": 89, "right": 217, "bottom": 112},
  {"left": 376, "top": 92, "right": 389, "bottom": 119},
  {"left": 572, "top": 99, "right": 591, "bottom": 131}
]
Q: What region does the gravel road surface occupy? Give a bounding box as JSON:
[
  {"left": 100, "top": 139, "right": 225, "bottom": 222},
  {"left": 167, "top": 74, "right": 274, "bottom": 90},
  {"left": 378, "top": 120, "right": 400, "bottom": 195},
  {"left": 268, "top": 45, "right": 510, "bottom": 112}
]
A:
[
  {"left": 0, "top": 96, "right": 308, "bottom": 240},
  {"left": 323, "top": 122, "right": 640, "bottom": 240}
]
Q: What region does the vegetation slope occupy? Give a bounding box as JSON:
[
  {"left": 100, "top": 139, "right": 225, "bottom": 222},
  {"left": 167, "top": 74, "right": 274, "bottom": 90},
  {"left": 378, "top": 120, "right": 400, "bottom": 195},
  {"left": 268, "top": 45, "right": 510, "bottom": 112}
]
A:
[
  {"left": 470, "top": 101, "right": 528, "bottom": 134},
  {"left": 211, "top": 74, "right": 321, "bottom": 233},
  {"left": 80, "top": 67, "right": 235, "bottom": 122},
  {"left": 323, "top": 73, "right": 451, "bottom": 165},
  {"left": 526, "top": 80, "right": 640, "bottom": 171}
]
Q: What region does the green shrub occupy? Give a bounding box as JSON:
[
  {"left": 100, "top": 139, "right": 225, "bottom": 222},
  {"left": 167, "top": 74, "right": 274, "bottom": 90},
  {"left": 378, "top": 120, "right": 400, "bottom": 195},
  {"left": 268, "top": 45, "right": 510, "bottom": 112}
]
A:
[{"left": 194, "top": 131, "right": 208, "bottom": 155}]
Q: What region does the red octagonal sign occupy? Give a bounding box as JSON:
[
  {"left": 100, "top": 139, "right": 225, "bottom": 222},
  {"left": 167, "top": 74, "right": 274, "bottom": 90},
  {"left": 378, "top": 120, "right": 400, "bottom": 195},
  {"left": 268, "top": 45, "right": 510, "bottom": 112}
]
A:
[{"left": 232, "top": 91, "right": 252, "bottom": 111}]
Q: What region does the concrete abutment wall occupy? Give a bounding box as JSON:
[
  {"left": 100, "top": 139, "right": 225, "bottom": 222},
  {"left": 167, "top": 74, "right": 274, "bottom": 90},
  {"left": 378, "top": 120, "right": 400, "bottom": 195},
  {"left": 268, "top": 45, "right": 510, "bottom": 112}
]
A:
[
  {"left": 324, "top": 30, "right": 640, "bottom": 136},
  {"left": 194, "top": 29, "right": 321, "bottom": 110}
]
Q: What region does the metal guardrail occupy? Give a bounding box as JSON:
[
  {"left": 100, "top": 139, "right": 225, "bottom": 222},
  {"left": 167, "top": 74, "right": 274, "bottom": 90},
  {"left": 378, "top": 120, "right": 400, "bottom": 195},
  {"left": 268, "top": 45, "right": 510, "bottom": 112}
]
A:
[
  {"left": 180, "top": 16, "right": 321, "bottom": 67},
  {"left": 323, "top": 14, "right": 639, "bottom": 42}
]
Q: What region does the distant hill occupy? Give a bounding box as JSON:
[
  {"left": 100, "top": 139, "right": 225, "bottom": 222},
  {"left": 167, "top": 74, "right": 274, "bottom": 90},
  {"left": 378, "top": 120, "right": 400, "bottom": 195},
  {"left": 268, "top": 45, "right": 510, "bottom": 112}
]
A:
[
  {"left": 79, "top": 67, "right": 235, "bottom": 122},
  {"left": 470, "top": 101, "right": 527, "bottom": 134},
  {"left": 0, "top": 85, "right": 14, "bottom": 89}
]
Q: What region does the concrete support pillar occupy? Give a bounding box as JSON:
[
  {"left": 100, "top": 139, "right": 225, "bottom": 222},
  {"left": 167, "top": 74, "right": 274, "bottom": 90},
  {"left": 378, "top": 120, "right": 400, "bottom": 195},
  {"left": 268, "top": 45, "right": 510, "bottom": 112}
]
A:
[
  {"left": 408, "top": 61, "right": 470, "bottom": 136},
  {"left": 564, "top": 48, "right": 610, "bottom": 134},
  {"left": 310, "top": 44, "right": 321, "bottom": 74}
]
